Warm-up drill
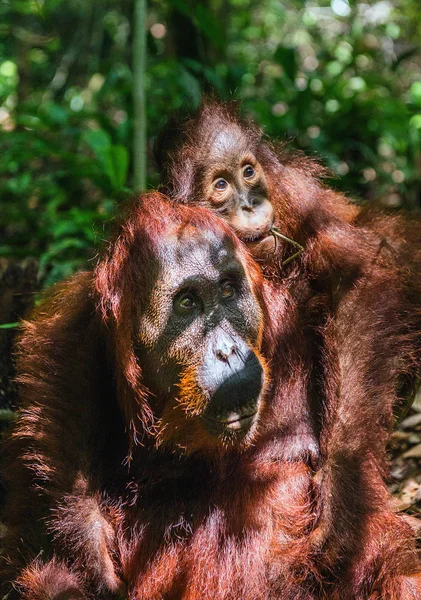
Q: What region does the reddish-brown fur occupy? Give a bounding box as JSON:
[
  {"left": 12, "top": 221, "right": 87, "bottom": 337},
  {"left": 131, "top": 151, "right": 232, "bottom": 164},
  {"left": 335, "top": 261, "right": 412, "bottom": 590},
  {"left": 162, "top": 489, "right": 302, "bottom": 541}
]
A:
[
  {"left": 1, "top": 149, "right": 420, "bottom": 597},
  {"left": 3, "top": 192, "right": 317, "bottom": 599},
  {"left": 154, "top": 101, "right": 421, "bottom": 597}
]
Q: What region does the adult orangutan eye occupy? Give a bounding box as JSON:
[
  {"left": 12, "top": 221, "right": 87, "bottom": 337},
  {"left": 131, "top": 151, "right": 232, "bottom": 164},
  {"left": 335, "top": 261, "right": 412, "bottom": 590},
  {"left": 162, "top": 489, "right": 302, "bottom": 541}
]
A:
[
  {"left": 214, "top": 178, "right": 228, "bottom": 191},
  {"left": 243, "top": 165, "right": 255, "bottom": 179},
  {"left": 220, "top": 280, "right": 235, "bottom": 299},
  {"left": 175, "top": 292, "right": 198, "bottom": 315}
]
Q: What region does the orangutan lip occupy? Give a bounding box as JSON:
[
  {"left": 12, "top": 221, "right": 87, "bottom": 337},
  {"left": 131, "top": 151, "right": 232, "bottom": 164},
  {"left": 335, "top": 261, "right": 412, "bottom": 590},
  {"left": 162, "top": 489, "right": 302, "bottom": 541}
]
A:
[
  {"left": 225, "top": 414, "right": 256, "bottom": 430},
  {"left": 204, "top": 411, "right": 257, "bottom": 430},
  {"left": 242, "top": 231, "right": 271, "bottom": 244}
]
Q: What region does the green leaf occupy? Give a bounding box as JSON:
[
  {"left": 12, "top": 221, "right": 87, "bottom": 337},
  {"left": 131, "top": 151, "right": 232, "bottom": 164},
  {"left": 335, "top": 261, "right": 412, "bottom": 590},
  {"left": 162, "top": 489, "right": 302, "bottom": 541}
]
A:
[
  {"left": 106, "top": 145, "right": 129, "bottom": 191},
  {"left": 40, "top": 238, "right": 88, "bottom": 266},
  {"left": 41, "top": 102, "right": 69, "bottom": 125},
  {"left": 410, "top": 82, "right": 421, "bottom": 107},
  {"left": 169, "top": 0, "right": 224, "bottom": 49},
  {"left": 0, "top": 409, "right": 16, "bottom": 422},
  {"left": 82, "top": 131, "right": 128, "bottom": 191},
  {"left": 179, "top": 66, "right": 202, "bottom": 104},
  {"left": 170, "top": 0, "right": 191, "bottom": 18},
  {"left": 274, "top": 46, "right": 297, "bottom": 82},
  {"left": 194, "top": 5, "right": 225, "bottom": 49},
  {"left": 0, "top": 322, "right": 20, "bottom": 329},
  {"left": 7, "top": 172, "right": 31, "bottom": 194},
  {"left": 82, "top": 129, "right": 112, "bottom": 162}
]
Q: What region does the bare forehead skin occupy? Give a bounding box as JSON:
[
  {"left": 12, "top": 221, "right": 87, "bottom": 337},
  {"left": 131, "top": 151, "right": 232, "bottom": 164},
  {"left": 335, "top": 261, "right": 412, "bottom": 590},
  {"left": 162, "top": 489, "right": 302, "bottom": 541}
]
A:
[
  {"left": 148, "top": 223, "right": 242, "bottom": 295},
  {"left": 201, "top": 124, "right": 252, "bottom": 164}
]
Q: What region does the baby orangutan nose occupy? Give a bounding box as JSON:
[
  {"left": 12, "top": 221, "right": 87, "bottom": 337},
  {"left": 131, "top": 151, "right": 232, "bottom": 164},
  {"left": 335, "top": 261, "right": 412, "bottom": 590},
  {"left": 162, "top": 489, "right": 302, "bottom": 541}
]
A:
[{"left": 200, "top": 335, "right": 265, "bottom": 439}]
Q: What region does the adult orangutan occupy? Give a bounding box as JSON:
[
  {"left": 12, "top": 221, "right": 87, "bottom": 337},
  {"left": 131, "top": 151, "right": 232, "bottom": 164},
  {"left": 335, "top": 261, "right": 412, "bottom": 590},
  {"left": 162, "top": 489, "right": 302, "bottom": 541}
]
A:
[
  {"left": 2, "top": 192, "right": 315, "bottom": 599},
  {"left": 154, "top": 100, "right": 421, "bottom": 597}
]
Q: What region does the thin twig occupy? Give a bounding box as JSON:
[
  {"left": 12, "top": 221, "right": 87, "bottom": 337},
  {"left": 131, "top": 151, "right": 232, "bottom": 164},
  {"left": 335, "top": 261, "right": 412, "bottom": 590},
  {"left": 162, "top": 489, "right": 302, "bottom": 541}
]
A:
[{"left": 271, "top": 226, "right": 305, "bottom": 267}]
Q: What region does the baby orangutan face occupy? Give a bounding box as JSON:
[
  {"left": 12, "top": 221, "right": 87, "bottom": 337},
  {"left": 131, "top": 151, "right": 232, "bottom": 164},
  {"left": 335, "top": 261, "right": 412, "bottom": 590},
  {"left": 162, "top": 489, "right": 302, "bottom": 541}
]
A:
[{"left": 200, "top": 129, "right": 276, "bottom": 257}]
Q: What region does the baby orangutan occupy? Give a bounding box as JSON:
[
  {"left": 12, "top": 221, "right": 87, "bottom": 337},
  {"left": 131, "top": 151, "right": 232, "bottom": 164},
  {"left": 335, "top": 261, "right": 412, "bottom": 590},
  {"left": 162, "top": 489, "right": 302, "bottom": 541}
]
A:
[
  {"left": 156, "top": 106, "right": 280, "bottom": 257},
  {"left": 182, "top": 140, "right": 304, "bottom": 261},
  {"left": 155, "top": 100, "right": 421, "bottom": 596}
]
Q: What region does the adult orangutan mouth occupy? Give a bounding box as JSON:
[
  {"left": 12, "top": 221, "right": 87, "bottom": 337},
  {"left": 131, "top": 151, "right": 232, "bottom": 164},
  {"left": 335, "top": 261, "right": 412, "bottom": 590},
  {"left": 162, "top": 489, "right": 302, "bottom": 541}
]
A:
[{"left": 202, "top": 409, "right": 258, "bottom": 434}]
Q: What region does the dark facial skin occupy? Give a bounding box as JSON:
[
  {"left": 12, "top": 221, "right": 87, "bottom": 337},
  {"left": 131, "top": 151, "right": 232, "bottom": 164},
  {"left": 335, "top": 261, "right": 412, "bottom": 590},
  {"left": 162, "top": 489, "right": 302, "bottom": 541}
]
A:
[
  {"left": 136, "top": 223, "right": 267, "bottom": 452},
  {"left": 199, "top": 127, "right": 276, "bottom": 258}
]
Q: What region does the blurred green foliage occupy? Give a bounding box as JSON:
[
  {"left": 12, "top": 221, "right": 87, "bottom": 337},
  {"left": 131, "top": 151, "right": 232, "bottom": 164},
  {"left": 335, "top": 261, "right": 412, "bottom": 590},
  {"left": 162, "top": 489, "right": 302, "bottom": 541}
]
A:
[{"left": 1, "top": 0, "right": 420, "bottom": 285}]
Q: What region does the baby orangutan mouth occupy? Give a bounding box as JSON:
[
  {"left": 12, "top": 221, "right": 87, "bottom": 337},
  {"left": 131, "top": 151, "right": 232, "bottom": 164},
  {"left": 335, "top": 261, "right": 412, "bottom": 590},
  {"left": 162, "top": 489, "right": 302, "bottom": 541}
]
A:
[
  {"left": 244, "top": 227, "right": 305, "bottom": 266},
  {"left": 244, "top": 230, "right": 276, "bottom": 257},
  {"left": 243, "top": 227, "right": 305, "bottom": 264}
]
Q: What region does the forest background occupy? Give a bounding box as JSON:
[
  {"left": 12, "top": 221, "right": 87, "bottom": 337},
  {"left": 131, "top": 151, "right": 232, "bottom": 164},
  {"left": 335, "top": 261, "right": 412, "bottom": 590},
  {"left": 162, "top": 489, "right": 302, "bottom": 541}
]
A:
[{"left": 1, "top": 0, "right": 421, "bottom": 286}]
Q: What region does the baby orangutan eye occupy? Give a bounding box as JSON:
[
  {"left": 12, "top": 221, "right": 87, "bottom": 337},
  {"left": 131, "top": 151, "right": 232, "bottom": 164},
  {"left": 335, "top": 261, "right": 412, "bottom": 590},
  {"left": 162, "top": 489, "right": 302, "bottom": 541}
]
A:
[
  {"left": 214, "top": 178, "right": 228, "bottom": 191},
  {"left": 243, "top": 165, "right": 255, "bottom": 179},
  {"left": 220, "top": 280, "right": 235, "bottom": 299}
]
